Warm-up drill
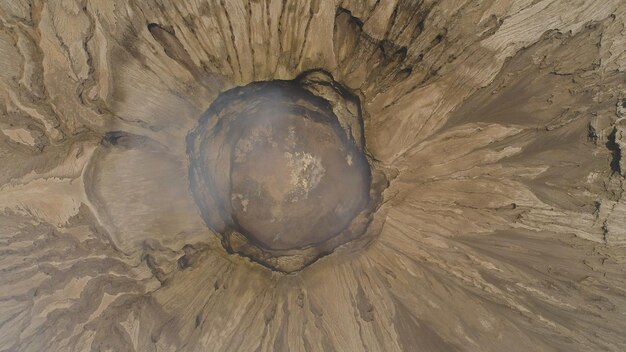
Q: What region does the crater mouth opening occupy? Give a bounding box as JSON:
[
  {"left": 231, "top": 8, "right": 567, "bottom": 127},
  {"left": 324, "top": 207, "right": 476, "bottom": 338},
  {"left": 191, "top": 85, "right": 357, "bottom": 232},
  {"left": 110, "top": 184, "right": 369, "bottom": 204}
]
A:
[{"left": 188, "top": 70, "right": 387, "bottom": 272}]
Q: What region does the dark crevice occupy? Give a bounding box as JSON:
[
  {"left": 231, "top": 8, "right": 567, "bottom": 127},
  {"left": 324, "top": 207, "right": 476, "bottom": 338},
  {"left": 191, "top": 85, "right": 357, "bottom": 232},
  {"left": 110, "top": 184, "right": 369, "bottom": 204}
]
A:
[
  {"left": 606, "top": 127, "right": 622, "bottom": 174},
  {"left": 147, "top": 22, "right": 195, "bottom": 72},
  {"left": 336, "top": 7, "right": 364, "bottom": 28},
  {"left": 101, "top": 131, "right": 148, "bottom": 148}
]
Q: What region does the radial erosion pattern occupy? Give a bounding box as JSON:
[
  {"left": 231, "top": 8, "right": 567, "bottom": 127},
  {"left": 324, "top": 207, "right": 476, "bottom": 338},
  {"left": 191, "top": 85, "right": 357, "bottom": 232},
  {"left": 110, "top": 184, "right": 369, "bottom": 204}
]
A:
[{"left": 0, "top": 0, "right": 625, "bottom": 351}]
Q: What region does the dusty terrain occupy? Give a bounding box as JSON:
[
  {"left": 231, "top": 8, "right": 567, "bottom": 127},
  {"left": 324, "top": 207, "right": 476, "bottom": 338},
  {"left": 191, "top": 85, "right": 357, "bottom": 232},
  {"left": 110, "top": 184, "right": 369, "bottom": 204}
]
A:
[{"left": 0, "top": 0, "right": 625, "bottom": 351}]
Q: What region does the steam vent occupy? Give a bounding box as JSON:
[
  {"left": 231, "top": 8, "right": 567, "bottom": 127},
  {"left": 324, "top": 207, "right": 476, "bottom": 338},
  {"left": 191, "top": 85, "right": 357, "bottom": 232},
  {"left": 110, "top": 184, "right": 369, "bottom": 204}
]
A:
[{"left": 1, "top": 0, "right": 626, "bottom": 351}]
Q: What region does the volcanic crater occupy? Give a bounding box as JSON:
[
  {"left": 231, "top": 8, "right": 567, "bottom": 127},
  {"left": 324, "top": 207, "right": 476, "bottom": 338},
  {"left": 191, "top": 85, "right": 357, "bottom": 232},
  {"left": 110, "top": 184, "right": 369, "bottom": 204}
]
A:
[{"left": 187, "top": 71, "right": 387, "bottom": 272}]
